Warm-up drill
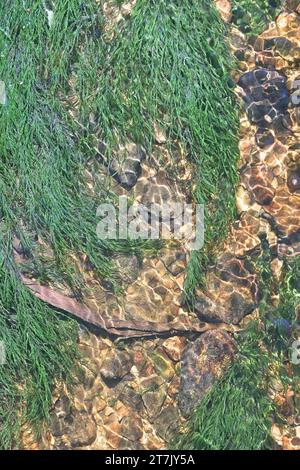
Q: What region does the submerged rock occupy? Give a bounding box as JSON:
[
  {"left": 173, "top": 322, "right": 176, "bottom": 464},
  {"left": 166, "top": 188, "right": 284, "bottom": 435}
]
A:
[
  {"left": 194, "top": 253, "right": 259, "bottom": 324},
  {"left": 100, "top": 350, "right": 133, "bottom": 383},
  {"left": 238, "top": 68, "right": 290, "bottom": 145},
  {"left": 178, "top": 330, "right": 237, "bottom": 417},
  {"left": 51, "top": 410, "right": 97, "bottom": 449},
  {"left": 108, "top": 143, "right": 146, "bottom": 190},
  {"left": 120, "top": 414, "right": 143, "bottom": 442},
  {"left": 155, "top": 405, "right": 180, "bottom": 442}
]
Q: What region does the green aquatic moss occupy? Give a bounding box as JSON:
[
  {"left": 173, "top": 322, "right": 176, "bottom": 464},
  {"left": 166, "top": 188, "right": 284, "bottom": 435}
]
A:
[
  {"left": 0, "top": 251, "right": 79, "bottom": 449},
  {"left": 232, "top": 0, "right": 281, "bottom": 36}
]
